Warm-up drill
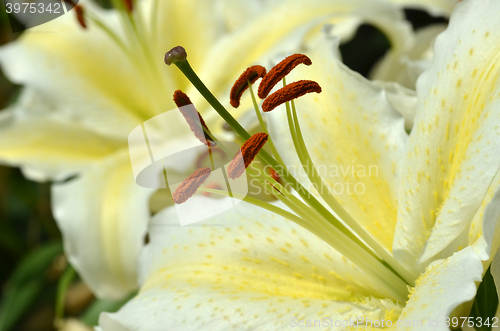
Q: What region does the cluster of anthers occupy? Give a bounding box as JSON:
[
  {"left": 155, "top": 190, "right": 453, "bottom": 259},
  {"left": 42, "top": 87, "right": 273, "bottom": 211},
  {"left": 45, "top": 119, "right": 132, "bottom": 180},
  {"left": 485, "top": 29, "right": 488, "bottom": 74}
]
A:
[
  {"left": 164, "top": 46, "right": 418, "bottom": 304},
  {"left": 170, "top": 50, "right": 321, "bottom": 205}
]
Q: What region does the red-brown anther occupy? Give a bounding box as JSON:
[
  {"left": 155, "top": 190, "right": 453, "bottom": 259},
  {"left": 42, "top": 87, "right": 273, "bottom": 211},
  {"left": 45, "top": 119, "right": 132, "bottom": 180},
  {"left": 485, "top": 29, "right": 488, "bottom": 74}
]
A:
[
  {"left": 229, "top": 65, "right": 267, "bottom": 108},
  {"left": 173, "top": 167, "right": 212, "bottom": 204},
  {"left": 267, "top": 167, "right": 281, "bottom": 193},
  {"left": 75, "top": 5, "right": 86, "bottom": 29},
  {"left": 173, "top": 90, "right": 215, "bottom": 147},
  {"left": 257, "top": 54, "right": 312, "bottom": 99},
  {"left": 267, "top": 167, "right": 280, "bottom": 183},
  {"left": 262, "top": 80, "right": 322, "bottom": 113},
  {"left": 123, "top": 0, "right": 133, "bottom": 13},
  {"left": 227, "top": 133, "right": 269, "bottom": 179}
]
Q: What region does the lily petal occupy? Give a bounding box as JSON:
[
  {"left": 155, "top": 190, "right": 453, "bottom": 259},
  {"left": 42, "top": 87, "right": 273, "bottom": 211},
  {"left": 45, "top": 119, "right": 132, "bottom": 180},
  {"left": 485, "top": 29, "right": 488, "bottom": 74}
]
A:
[
  {"left": 398, "top": 246, "right": 483, "bottom": 330},
  {"left": 52, "top": 149, "right": 154, "bottom": 300},
  {"left": 371, "top": 24, "right": 447, "bottom": 90},
  {"left": 0, "top": 91, "right": 124, "bottom": 181},
  {"left": 464, "top": 169, "right": 500, "bottom": 262},
  {"left": 393, "top": 0, "right": 500, "bottom": 270},
  {"left": 373, "top": 81, "right": 418, "bottom": 131},
  {"left": 99, "top": 197, "right": 402, "bottom": 330},
  {"left": 269, "top": 35, "right": 408, "bottom": 250}
]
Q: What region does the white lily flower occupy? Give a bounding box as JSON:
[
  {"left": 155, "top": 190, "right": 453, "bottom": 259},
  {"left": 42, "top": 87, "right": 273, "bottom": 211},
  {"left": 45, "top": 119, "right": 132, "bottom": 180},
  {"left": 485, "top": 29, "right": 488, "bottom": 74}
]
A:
[
  {"left": 0, "top": 0, "right": 414, "bottom": 300},
  {"left": 98, "top": 0, "right": 500, "bottom": 329}
]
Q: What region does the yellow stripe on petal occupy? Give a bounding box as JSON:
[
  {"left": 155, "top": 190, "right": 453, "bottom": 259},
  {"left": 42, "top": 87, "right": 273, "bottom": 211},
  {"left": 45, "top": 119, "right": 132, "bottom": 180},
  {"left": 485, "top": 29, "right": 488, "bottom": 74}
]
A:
[
  {"left": 0, "top": 107, "right": 124, "bottom": 180},
  {"left": 99, "top": 197, "right": 402, "bottom": 330},
  {"left": 53, "top": 149, "right": 154, "bottom": 300},
  {"left": 394, "top": 0, "right": 500, "bottom": 270}
]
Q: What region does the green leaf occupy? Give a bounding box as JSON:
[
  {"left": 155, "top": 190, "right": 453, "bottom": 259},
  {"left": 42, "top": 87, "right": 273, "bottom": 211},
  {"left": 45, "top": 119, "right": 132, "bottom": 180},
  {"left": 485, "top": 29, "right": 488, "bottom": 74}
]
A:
[
  {"left": 0, "top": 278, "right": 45, "bottom": 331},
  {"left": 55, "top": 265, "right": 76, "bottom": 319},
  {"left": 470, "top": 266, "right": 499, "bottom": 331},
  {"left": 7, "top": 241, "right": 62, "bottom": 286},
  {"left": 0, "top": 241, "right": 63, "bottom": 331}
]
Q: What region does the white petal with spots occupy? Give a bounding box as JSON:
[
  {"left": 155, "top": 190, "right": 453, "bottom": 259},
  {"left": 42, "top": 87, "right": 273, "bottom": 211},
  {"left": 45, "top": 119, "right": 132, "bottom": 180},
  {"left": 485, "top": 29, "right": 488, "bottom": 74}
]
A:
[
  {"left": 393, "top": 0, "right": 500, "bottom": 271},
  {"left": 397, "top": 247, "right": 482, "bottom": 331},
  {"left": 99, "top": 197, "right": 402, "bottom": 330}
]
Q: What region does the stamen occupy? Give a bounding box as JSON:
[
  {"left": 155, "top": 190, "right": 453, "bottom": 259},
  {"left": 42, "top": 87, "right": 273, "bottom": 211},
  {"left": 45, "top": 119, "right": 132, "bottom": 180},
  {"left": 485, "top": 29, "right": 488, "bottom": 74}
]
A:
[
  {"left": 230, "top": 65, "right": 267, "bottom": 108},
  {"left": 173, "top": 167, "right": 212, "bottom": 204},
  {"left": 75, "top": 5, "right": 87, "bottom": 29},
  {"left": 166, "top": 47, "right": 415, "bottom": 297},
  {"left": 258, "top": 54, "right": 312, "bottom": 99},
  {"left": 165, "top": 46, "right": 188, "bottom": 66},
  {"left": 173, "top": 90, "right": 215, "bottom": 147},
  {"left": 202, "top": 183, "right": 224, "bottom": 197},
  {"left": 227, "top": 133, "right": 268, "bottom": 179},
  {"left": 123, "top": 0, "right": 133, "bottom": 13},
  {"left": 262, "top": 80, "right": 321, "bottom": 112}
]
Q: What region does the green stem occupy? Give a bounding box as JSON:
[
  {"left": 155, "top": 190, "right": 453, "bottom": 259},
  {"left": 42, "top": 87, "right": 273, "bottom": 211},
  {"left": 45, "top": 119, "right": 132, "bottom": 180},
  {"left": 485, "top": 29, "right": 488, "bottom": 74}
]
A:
[
  {"left": 198, "top": 188, "right": 301, "bottom": 224},
  {"left": 247, "top": 80, "right": 285, "bottom": 166},
  {"left": 55, "top": 265, "right": 76, "bottom": 319},
  {"left": 175, "top": 60, "right": 249, "bottom": 139}
]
